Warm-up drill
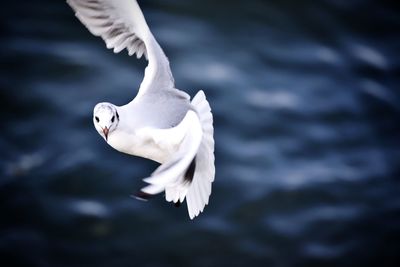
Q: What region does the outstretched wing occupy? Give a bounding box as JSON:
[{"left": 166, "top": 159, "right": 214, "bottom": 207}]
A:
[
  {"left": 67, "top": 0, "right": 174, "bottom": 96},
  {"left": 138, "top": 106, "right": 214, "bottom": 220},
  {"left": 138, "top": 110, "right": 203, "bottom": 197}
]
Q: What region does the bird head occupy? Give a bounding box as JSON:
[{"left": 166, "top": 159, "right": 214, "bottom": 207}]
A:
[{"left": 93, "top": 102, "right": 119, "bottom": 141}]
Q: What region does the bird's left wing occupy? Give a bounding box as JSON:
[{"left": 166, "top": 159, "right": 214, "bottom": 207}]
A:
[
  {"left": 67, "top": 0, "right": 174, "bottom": 96},
  {"left": 137, "top": 110, "right": 202, "bottom": 197}
]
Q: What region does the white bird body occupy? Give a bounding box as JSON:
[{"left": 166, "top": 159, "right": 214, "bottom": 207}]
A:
[
  {"left": 67, "top": 0, "right": 215, "bottom": 219},
  {"left": 107, "top": 90, "right": 190, "bottom": 163},
  {"left": 108, "top": 110, "right": 187, "bottom": 164}
]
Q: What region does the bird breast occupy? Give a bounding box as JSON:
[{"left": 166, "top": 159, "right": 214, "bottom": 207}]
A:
[{"left": 106, "top": 127, "right": 179, "bottom": 164}]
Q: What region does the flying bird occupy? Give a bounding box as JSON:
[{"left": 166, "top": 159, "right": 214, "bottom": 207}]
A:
[{"left": 67, "top": 0, "right": 215, "bottom": 219}]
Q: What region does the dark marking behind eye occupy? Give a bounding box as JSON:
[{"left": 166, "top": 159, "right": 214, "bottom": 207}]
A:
[
  {"left": 116, "top": 111, "right": 119, "bottom": 120},
  {"left": 95, "top": 116, "right": 99, "bottom": 122}
]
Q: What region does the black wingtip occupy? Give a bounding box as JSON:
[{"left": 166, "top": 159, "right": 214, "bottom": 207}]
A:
[
  {"left": 184, "top": 158, "right": 196, "bottom": 183},
  {"left": 132, "top": 191, "right": 152, "bottom": 201}
]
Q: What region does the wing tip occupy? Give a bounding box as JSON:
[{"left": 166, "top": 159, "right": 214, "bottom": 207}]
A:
[{"left": 132, "top": 191, "right": 152, "bottom": 201}]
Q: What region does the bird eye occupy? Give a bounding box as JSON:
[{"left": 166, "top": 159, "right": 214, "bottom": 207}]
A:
[
  {"left": 111, "top": 116, "right": 115, "bottom": 123},
  {"left": 95, "top": 116, "right": 99, "bottom": 122}
]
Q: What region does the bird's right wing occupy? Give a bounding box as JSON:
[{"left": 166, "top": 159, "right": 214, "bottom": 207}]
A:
[{"left": 67, "top": 0, "right": 175, "bottom": 96}]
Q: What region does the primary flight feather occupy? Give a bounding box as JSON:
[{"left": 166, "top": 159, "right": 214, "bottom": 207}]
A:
[{"left": 67, "top": 0, "right": 215, "bottom": 219}]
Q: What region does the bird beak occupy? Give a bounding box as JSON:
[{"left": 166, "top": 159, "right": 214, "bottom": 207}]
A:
[{"left": 103, "top": 127, "right": 109, "bottom": 141}]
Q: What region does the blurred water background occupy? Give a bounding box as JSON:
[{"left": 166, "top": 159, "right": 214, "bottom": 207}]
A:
[{"left": 1, "top": 0, "right": 400, "bottom": 266}]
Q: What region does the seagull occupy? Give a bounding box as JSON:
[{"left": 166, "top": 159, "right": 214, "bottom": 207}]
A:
[{"left": 67, "top": 0, "right": 215, "bottom": 219}]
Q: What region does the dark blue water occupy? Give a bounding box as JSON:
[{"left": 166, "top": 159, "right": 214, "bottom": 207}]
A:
[{"left": 1, "top": 0, "right": 400, "bottom": 266}]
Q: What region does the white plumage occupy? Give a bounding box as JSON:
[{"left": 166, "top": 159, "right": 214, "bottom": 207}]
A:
[{"left": 67, "top": 0, "right": 215, "bottom": 219}]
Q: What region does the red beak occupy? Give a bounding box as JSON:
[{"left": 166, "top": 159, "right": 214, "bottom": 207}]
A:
[{"left": 103, "top": 127, "right": 109, "bottom": 140}]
